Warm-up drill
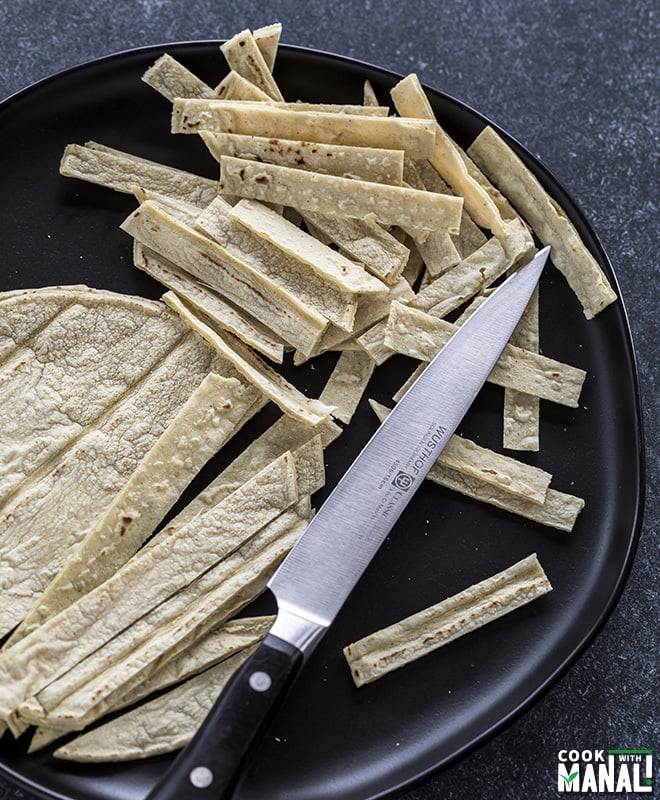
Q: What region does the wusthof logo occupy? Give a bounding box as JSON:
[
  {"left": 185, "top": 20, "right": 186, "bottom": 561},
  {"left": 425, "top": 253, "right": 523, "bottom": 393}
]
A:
[
  {"left": 557, "top": 749, "right": 653, "bottom": 793},
  {"left": 392, "top": 471, "right": 413, "bottom": 490}
]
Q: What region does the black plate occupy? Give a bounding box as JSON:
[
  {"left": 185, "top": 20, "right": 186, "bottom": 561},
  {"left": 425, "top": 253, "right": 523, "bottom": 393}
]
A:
[{"left": 0, "top": 43, "right": 644, "bottom": 800}]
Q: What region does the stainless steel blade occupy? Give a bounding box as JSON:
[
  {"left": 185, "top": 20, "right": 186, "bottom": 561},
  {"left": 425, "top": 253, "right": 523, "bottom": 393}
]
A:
[{"left": 269, "top": 246, "right": 550, "bottom": 655}]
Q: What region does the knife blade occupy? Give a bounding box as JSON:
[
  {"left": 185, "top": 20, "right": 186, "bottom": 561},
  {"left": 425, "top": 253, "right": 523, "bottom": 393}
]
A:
[{"left": 145, "top": 245, "right": 550, "bottom": 800}]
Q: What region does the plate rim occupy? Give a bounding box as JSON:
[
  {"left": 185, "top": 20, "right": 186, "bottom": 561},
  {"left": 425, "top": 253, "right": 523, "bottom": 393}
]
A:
[{"left": 0, "top": 39, "right": 646, "bottom": 800}]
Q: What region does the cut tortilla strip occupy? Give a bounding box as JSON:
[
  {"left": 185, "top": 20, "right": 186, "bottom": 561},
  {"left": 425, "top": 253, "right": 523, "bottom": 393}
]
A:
[
  {"left": 22, "top": 502, "right": 310, "bottom": 733},
  {"left": 59, "top": 143, "right": 219, "bottom": 207},
  {"left": 369, "top": 401, "right": 551, "bottom": 504},
  {"left": 53, "top": 647, "right": 258, "bottom": 762},
  {"left": 120, "top": 200, "right": 327, "bottom": 354},
  {"left": 415, "top": 160, "right": 489, "bottom": 260},
  {"left": 228, "top": 199, "right": 388, "bottom": 294},
  {"left": 385, "top": 302, "right": 586, "bottom": 407},
  {"left": 141, "top": 53, "right": 214, "bottom": 101},
  {"left": 429, "top": 463, "right": 584, "bottom": 531},
  {"left": 319, "top": 351, "right": 376, "bottom": 424},
  {"left": 28, "top": 614, "right": 274, "bottom": 753},
  {"left": 202, "top": 133, "right": 404, "bottom": 184},
  {"left": 467, "top": 126, "right": 617, "bottom": 319},
  {"left": 219, "top": 156, "right": 463, "bottom": 234},
  {"left": 106, "top": 615, "right": 274, "bottom": 710},
  {"left": 134, "top": 243, "right": 285, "bottom": 363},
  {"left": 503, "top": 287, "right": 540, "bottom": 451},
  {"left": 301, "top": 212, "right": 410, "bottom": 285},
  {"left": 220, "top": 29, "right": 284, "bottom": 101},
  {"left": 10, "top": 373, "right": 256, "bottom": 645},
  {"left": 408, "top": 231, "right": 529, "bottom": 319},
  {"left": 391, "top": 74, "right": 508, "bottom": 238},
  {"left": 252, "top": 22, "right": 282, "bottom": 71},
  {"left": 363, "top": 79, "right": 380, "bottom": 107},
  {"left": 269, "top": 102, "right": 389, "bottom": 116},
  {"left": 295, "top": 277, "right": 415, "bottom": 363},
  {"left": 160, "top": 414, "right": 340, "bottom": 537},
  {"left": 344, "top": 554, "right": 552, "bottom": 686},
  {"left": 172, "top": 99, "right": 437, "bottom": 158},
  {"left": 164, "top": 291, "right": 334, "bottom": 425},
  {"left": 213, "top": 70, "right": 273, "bottom": 101},
  {"left": 0, "top": 453, "right": 299, "bottom": 722},
  {"left": 355, "top": 318, "right": 393, "bottom": 365},
  {"left": 195, "top": 197, "right": 359, "bottom": 331},
  {"left": 0, "top": 287, "right": 254, "bottom": 639}
]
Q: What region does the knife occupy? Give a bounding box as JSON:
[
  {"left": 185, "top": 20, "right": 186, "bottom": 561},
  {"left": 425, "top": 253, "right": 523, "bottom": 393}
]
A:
[{"left": 146, "top": 245, "right": 550, "bottom": 800}]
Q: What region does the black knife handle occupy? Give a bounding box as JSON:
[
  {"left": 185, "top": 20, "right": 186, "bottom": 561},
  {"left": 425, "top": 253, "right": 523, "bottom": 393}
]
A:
[{"left": 145, "top": 633, "right": 303, "bottom": 800}]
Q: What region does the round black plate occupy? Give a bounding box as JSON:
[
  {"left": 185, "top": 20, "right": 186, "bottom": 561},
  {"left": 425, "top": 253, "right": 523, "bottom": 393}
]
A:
[{"left": 0, "top": 43, "right": 644, "bottom": 800}]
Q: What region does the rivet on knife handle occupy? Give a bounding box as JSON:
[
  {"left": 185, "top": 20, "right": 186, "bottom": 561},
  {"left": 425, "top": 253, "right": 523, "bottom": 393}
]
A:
[{"left": 144, "top": 634, "right": 303, "bottom": 800}]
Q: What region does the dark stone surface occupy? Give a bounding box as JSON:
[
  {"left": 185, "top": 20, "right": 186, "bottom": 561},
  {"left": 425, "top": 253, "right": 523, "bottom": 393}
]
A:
[{"left": 0, "top": 1, "right": 656, "bottom": 798}]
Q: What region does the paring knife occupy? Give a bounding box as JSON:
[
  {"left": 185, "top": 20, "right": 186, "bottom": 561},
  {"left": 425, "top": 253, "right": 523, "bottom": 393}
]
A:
[{"left": 146, "top": 245, "right": 550, "bottom": 800}]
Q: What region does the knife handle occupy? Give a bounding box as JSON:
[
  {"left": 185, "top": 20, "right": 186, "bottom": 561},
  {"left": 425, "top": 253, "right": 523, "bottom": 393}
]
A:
[{"left": 145, "top": 633, "right": 303, "bottom": 800}]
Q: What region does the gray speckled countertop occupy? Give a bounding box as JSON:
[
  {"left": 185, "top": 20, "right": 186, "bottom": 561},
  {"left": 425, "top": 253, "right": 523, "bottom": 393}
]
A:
[{"left": 0, "top": 1, "right": 657, "bottom": 799}]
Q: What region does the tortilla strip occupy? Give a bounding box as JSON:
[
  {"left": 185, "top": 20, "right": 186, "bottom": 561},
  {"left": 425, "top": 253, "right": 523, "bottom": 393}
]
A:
[
  {"left": 10, "top": 374, "right": 256, "bottom": 644},
  {"left": 301, "top": 212, "right": 410, "bottom": 285},
  {"left": 355, "top": 318, "right": 393, "bottom": 365},
  {"left": 415, "top": 229, "right": 461, "bottom": 277},
  {"left": 369, "top": 401, "right": 551, "bottom": 503},
  {"left": 409, "top": 235, "right": 514, "bottom": 319},
  {"left": 344, "top": 554, "right": 552, "bottom": 686},
  {"left": 252, "top": 22, "right": 281, "bottom": 71},
  {"left": 160, "top": 415, "right": 340, "bottom": 537},
  {"left": 0, "top": 328, "right": 239, "bottom": 640},
  {"left": 23, "top": 503, "right": 310, "bottom": 732},
  {"left": 220, "top": 29, "right": 284, "bottom": 101},
  {"left": 59, "top": 143, "right": 219, "bottom": 207},
  {"left": 213, "top": 69, "right": 273, "bottom": 101},
  {"left": 104, "top": 615, "right": 274, "bottom": 711},
  {"left": 202, "top": 132, "right": 404, "bottom": 185},
  {"left": 164, "top": 292, "right": 333, "bottom": 425},
  {"left": 120, "top": 200, "right": 327, "bottom": 354},
  {"left": 53, "top": 648, "right": 258, "bottom": 762},
  {"left": 172, "top": 99, "right": 437, "bottom": 158},
  {"left": 415, "top": 160, "right": 489, "bottom": 259},
  {"left": 431, "top": 463, "right": 584, "bottom": 531},
  {"left": 363, "top": 79, "right": 380, "bottom": 107},
  {"left": 0, "top": 453, "right": 299, "bottom": 722},
  {"left": 219, "top": 157, "right": 463, "bottom": 234},
  {"left": 141, "top": 53, "right": 215, "bottom": 101},
  {"left": 385, "top": 302, "right": 586, "bottom": 407},
  {"left": 390, "top": 74, "right": 508, "bottom": 238},
  {"left": 134, "top": 243, "right": 285, "bottom": 363},
  {"left": 294, "top": 277, "right": 415, "bottom": 363},
  {"left": 503, "top": 287, "right": 540, "bottom": 451},
  {"left": 467, "top": 126, "right": 617, "bottom": 319},
  {"left": 28, "top": 614, "right": 275, "bottom": 753},
  {"left": 196, "top": 197, "right": 359, "bottom": 330},
  {"left": 228, "top": 199, "right": 388, "bottom": 294},
  {"left": 319, "top": 351, "right": 376, "bottom": 424}
]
